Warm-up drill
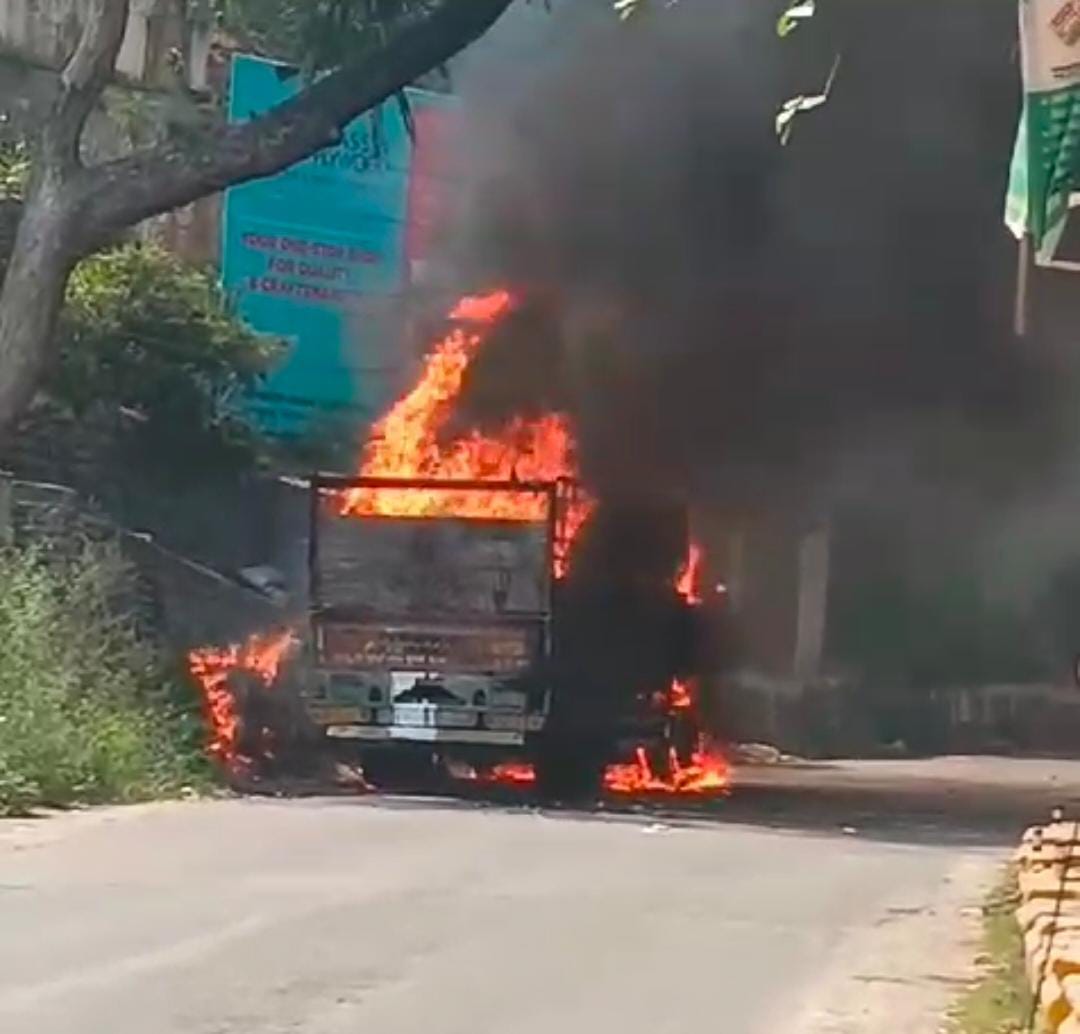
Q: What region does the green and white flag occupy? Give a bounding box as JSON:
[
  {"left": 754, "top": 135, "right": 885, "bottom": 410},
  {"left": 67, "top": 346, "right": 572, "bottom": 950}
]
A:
[{"left": 1006, "top": 0, "right": 1080, "bottom": 264}]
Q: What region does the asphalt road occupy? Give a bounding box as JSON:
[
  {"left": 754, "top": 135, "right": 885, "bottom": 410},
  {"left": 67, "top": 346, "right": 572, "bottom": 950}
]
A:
[{"left": 0, "top": 763, "right": 1029, "bottom": 1034}]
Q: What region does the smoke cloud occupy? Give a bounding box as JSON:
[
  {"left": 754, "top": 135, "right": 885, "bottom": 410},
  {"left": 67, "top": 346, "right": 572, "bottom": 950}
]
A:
[
  {"left": 436, "top": 0, "right": 1068, "bottom": 504},
  {"left": 408, "top": 0, "right": 1080, "bottom": 680}
]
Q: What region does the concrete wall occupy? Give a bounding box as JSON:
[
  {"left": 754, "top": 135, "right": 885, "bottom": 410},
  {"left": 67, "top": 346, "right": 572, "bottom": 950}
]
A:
[
  {"left": 718, "top": 674, "right": 1080, "bottom": 759},
  {"left": 0, "top": 0, "right": 219, "bottom": 260},
  {"left": 696, "top": 507, "right": 831, "bottom": 683},
  {"left": 0, "top": 56, "right": 129, "bottom": 165},
  {"left": 0, "top": 0, "right": 191, "bottom": 88},
  {"left": 693, "top": 507, "right": 1080, "bottom": 758},
  {"left": 0, "top": 0, "right": 83, "bottom": 71}
]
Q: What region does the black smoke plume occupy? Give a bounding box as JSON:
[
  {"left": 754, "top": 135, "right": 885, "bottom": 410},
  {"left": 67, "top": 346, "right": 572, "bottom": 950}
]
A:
[
  {"left": 421, "top": 0, "right": 1080, "bottom": 689},
  {"left": 442, "top": 0, "right": 1064, "bottom": 508}
]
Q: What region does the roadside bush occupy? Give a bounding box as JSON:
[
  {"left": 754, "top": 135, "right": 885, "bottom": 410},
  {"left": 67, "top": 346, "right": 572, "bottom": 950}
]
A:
[{"left": 0, "top": 545, "right": 208, "bottom": 815}]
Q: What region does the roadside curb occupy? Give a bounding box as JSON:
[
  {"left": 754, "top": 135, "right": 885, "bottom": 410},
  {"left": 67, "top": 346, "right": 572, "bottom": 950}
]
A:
[{"left": 1016, "top": 817, "right": 1080, "bottom": 1032}]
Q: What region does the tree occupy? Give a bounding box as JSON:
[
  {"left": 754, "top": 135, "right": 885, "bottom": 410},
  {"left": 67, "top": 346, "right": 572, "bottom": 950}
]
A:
[
  {"left": 0, "top": 240, "right": 293, "bottom": 569},
  {"left": 2, "top": 240, "right": 279, "bottom": 483},
  {"left": 0, "top": 0, "right": 516, "bottom": 445},
  {"left": 2, "top": 141, "right": 277, "bottom": 477},
  {"left": 55, "top": 243, "right": 278, "bottom": 476}
]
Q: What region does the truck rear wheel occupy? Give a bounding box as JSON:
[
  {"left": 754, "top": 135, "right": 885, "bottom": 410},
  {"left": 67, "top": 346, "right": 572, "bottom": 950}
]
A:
[
  {"left": 360, "top": 748, "right": 439, "bottom": 790},
  {"left": 535, "top": 738, "right": 605, "bottom": 803}
]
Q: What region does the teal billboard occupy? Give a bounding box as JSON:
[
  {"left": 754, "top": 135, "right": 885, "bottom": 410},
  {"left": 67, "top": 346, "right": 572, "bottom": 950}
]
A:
[{"left": 221, "top": 54, "right": 457, "bottom": 436}]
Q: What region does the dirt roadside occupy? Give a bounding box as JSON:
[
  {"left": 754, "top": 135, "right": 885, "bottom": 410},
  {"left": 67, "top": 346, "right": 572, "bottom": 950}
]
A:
[{"left": 789, "top": 852, "right": 999, "bottom": 1034}]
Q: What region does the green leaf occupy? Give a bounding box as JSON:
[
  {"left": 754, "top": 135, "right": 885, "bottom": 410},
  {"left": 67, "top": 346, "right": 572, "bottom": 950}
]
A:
[
  {"left": 217, "top": 0, "right": 440, "bottom": 70},
  {"left": 613, "top": 0, "right": 644, "bottom": 20},
  {"left": 775, "top": 52, "right": 841, "bottom": 146},
  {"left": 777, "top": 0, "right": 815, "bottom": 39},
  {"left": 52, "top": 244, "right": 282, "bottom": 475},
  {"left": 0, "top": 140, "right": 29, "bottom": 200}
]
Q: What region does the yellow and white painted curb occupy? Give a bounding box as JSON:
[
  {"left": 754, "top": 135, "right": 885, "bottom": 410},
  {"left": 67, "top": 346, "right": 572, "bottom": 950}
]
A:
[{"left": 1017, "top": 817, "right": 1080, "bottom": 1032}]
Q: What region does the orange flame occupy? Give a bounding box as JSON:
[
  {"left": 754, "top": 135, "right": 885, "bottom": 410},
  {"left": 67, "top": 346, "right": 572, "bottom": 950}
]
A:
[
  {"left": 602, "top": 739, "right": 730, "bottom": 796},
  {"left": 187, "top": 630, "right": 296, "bottom": 769},
  {"left": 339, "top": 290, "right": 594, "bottom": 577},
  {"left": 481, "top": 761, "right": 538, "bottom": 786},
  {"left": 668, "top": 677, "right": 693, "bottom": 712},
  {"left": 470, "top": 740, "right": 730, "bottom": 797},
  {"left": 675, "top": 541, "right": 704, "bottom": 605}
]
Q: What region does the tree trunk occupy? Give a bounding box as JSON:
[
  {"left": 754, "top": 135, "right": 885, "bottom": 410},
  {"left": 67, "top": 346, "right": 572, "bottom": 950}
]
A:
[
  {"left": 0, "top": 190, "right": 76, "bottom": 445},
  {"left": 0, "top": 0, "right": 130, "bottom": 446}
]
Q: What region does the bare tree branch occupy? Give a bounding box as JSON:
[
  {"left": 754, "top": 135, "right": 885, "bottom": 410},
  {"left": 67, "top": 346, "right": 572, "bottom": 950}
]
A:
[
  {"left": 70, "top": 0, "right": 513, "bottom": 253},
  {"left": 42, "top": 0, "right": 131, "bottom": 177}
]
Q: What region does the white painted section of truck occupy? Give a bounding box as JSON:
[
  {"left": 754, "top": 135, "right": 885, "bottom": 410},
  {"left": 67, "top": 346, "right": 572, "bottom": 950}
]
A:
[{"left": 326, "top": 726, "right": 527, "bottom": 745}]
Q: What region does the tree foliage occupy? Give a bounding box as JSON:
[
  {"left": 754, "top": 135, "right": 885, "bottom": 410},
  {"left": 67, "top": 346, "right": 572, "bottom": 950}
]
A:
[
  {"left": 54, "top": 244, "right": 280, "bottom": 476},
  {"left": 1, "top": 124, "right": 275, "bottom": 477},
  {"left": 0, "top": 141, "right": 29, "bottom": 200},
  {"left": 216, "top": 0, "right": 446, "bottom": 69}
]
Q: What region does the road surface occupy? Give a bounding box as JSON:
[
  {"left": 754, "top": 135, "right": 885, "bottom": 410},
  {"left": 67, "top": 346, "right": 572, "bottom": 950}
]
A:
[{"left": 0, "top": 759, "right": 1049, "bottom": 1034}]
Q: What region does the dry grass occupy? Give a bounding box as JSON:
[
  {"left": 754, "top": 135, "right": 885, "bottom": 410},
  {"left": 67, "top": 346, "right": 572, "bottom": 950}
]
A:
[{"left": 948, "top": 868, "right": 1033, "bottom": 1034}]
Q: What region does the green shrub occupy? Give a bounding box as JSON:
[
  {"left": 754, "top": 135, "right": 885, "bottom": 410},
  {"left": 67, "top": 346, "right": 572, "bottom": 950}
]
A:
[
  {"left": 56, "top": 243, "right": 281, "bottom": 480},
  {"left": 0, "top": 545, "right": 208, "bottom": 815}
]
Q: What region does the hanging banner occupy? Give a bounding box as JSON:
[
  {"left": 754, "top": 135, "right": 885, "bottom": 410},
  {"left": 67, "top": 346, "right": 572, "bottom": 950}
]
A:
[
  {"left": 1005, "top": 0, "right": 1080, "bottom": 264},
  {"left": 221, "top": 55, "right": 458, "bottom": 436}
]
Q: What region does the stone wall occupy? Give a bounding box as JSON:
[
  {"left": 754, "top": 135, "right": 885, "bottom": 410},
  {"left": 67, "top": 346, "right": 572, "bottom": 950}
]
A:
[{"left": 716, "top": 671, "right": 1080, "bottom": 758}]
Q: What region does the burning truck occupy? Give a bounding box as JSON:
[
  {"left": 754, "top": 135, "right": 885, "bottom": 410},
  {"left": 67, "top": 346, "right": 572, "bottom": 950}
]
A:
[
  {"left": 190, "top": 290, "right": 728, "bottom": 798},
  {"left": 303, "top": 474, "right": 711, "bottom": 797},
  {"left": 306, "top": 473, "right": 571, "bottom": 785}
]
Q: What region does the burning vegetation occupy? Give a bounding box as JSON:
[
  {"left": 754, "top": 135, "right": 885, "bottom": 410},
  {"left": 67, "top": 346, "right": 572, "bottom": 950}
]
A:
[{"left": 187, "top": 630, "right": 297, "bottom": 772}]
